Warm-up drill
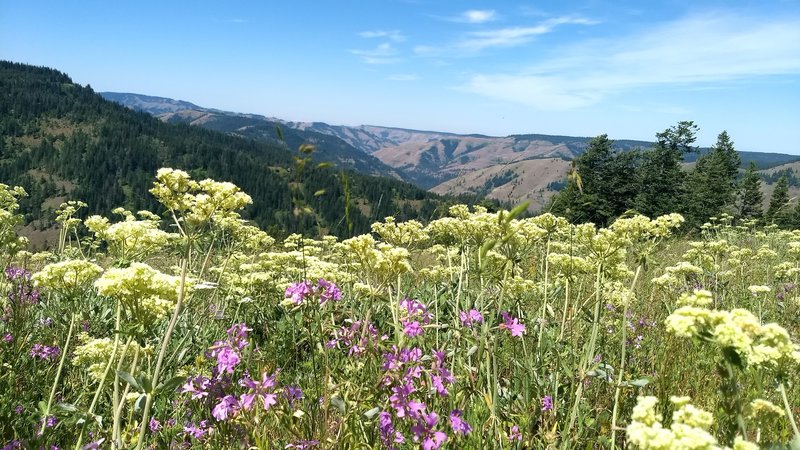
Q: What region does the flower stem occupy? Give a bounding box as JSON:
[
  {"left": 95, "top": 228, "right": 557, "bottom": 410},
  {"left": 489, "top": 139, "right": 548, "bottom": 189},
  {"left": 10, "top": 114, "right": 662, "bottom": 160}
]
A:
[
  {"left": 135, "top": 254, "right": 189, "bottom": 449},
  {"left": 779, "top": 381, "right": 800, "bottom": 439},
  {"left": 42, "top": 312, "right": 76, "bottom": 433}
]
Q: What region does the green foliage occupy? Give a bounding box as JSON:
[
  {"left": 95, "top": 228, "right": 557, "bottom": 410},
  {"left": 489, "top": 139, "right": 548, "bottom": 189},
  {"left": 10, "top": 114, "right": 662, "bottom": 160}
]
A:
[
  {"left": 766, "top": 175, "right": 791, "bottom": 226},
  {"left": 681, "top": 131, "right": 741, "bottom": 227},
  {"left": 739, "top": 161, "right": 764, "bottom": 220}
]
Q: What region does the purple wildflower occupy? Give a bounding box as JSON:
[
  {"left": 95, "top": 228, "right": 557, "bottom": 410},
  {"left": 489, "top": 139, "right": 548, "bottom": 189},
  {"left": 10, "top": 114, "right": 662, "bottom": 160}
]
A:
[
  {"left": 213, "top": 346, "right": 240, "bottom": 374},
  {"left": 285, "top": 281, "right": 314, "bottom": 305},
  {"left": 459, "top": 309, "right": 484, "bottom": 327},
  {"left": 378, "top": 412, "right": 405, "bottom": 449},
  {"left": 317, "top": 278, "right": 342, "bottom": 304},
  {"left": 149, "top": 417, "right": 161, "bottom": 433},
  {"left": 410, "top": 411, "right": 447, "bottom": 450},
  {"left": 541, "top": 395, "right": 553, "bottom": 411},
  {"left": 284, "top": 385, "right": 303, "bottom": 409},
  {"left": 2, "top": 333, "right": 12, "bottom": 344},
  {"left": 449, "top": 409, "right": 472, "bottom": 435},
  {"left": 239, "top": 371, "right": 279, "bottom": 411},
  {"left": 226, "top": 323, "right": 251, "bottom": 350},
  {"left": 183, "top": 422, "right": 209, "bottom": 440},
  {"left": 181, "top": 375, "right": 211, "bottom": 399},
  {"left": 212, "top": 395, "right": 240, "bottom": 421},
  {"left": 402, "top": 320, "right": 423, "bottom": 337},
  {"left": 81, "top": 439, "right": 105, "bottom": 450},
  {"left": 508, "top": 425, "right": 522, "bottom": 442},
  {"left": 30, "top": 344, "right": 61, "bottom": 361},
  {"left": 499, "top": 312, "right": 526, "bottom": 337}
]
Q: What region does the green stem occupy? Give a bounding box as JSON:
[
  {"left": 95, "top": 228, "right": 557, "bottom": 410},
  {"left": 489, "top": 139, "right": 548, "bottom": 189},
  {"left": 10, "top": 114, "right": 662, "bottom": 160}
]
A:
[
  {"left": 42, "top": 312, "right": 76, "bottom": 433},
  {"left": 135, "top": 254, "right": 189, "bottom": 449},
  {"left": 779, "top": 382, "right": 800, "bottom": 439},
  {"left": 610, "top": 265, "right": 642, "bottom": 448}
]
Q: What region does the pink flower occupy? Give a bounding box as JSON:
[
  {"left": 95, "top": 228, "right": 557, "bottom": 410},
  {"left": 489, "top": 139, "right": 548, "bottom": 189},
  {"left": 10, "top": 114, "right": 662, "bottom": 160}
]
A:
[
  {"left": 449, "top": 409, "right": 472, "bottom": 435},
  {"left": 214, "top": 346, "right": 240, "bottom": 374},
  {"left": 212, "top": 395, "right": 240, "bottom": 421},
  {"left": 500, "top": 312, "right": 526, "bottom": 337}
]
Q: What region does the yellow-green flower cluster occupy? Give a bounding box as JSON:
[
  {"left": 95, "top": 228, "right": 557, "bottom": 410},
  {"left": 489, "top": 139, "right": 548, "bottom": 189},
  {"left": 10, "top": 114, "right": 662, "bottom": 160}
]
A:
[
  {"left": 666, "top": 290, "right": 800, "bottom": 371},
  {"left": 72, "top": 334, "right": 148, "bottom": 381},
  {"left": 626, "top": 395, "right": 757, "bottom": 450},
  {"left": 32, "top": 260, "right": 103, "bottom": 295},
  {"left": 85, "top": 209, "right": 171, "bottom": 261},
  {"left": 149, "top": 168, "right": 252, "bottom": 229},
  {"left": 94, "top": 263, "right": 187, "bottom": 324},
  {"left": 371, "top": 216, "right": 429, "bottom": 249}
]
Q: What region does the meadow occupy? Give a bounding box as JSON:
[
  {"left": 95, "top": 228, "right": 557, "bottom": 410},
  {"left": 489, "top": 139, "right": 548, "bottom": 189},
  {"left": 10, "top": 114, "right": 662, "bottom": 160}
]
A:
[{"left": 0, "top": 168, "right": 798, "bottom": 449}]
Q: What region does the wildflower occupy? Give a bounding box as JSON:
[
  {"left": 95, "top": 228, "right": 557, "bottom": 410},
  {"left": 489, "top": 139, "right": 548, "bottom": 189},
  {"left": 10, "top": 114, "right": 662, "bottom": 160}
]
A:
[
  {"left": 284, "top": 385, "right": 303, "bottom": 409},
  {"left": 181, "top": 375, "right": 211, "bottom": 399},
  {"left": 239, "top": 371, "right": 279, "bottom": 411},
  {"left": 748, "top": 285, "right": 771, "bottom": 295},
  {"left": 317, "top": 278, "right": 342, "bottom": 304},
  {"left": 226, "top": 323, "right": 251, "bottom": 351},
  {"left": 2, "top": 334, "right": 12, "bottom": 344},
  {"left": 212, "top": 395, "right": 241, "bottom": 421},
  {"left": 508, "top": 425, "right": 522, "bottom": 442},
  {"left": 81, "top": 439, "right": 105, "bottom": 450},
  {"left": 459, "top": 309, "right": 484, "bottom": 327},
  {"left": 183, "top": 422, "right": 209, "bottom": 439},
  {"left": 402, "top": 320, "right": 423, "bottom": 337},
  {"left": 149, "top": 417, "right": 161, "bottom": 433},
  {"left": 541, "top": 395, "right": 553, "bottom": 411},
  {"left": 212, "top": 346, "right": 240, "bottom": 374},
  {"left": 500, "top": 312, "right": 526, "bottom": 337},
  {"left": 285, "top": 281, "right": 314, "bottom": 305},
  {"left": 449, "top": 409, "right": 472, "bottom": 435},
  {"left": 30, "top": 344, "right": 61, "bottom": 361},
  {"left": 378, "top": 411, "right": 405, "bottom": 448},
  {"left": 410, "top": 411, "right": 447, "bottom": 450}
]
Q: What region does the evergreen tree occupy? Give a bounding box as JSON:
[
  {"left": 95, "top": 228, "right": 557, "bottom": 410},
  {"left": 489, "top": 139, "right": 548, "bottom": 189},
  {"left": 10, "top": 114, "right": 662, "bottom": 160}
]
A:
[
  {"left": 634, "top": 121, "right": 698, "bottom": 218},
  {"left": 766, "top": 175, "right": 790, "bottom": 226},
  {"left": 681, "top": 131, "right": 741, "bottom": 226},
  {"left": 739, "top": 162, "right": 763, "bottom": 220},
  {"left": 549, "top": 135, "right": 639, "bottom": 225}
]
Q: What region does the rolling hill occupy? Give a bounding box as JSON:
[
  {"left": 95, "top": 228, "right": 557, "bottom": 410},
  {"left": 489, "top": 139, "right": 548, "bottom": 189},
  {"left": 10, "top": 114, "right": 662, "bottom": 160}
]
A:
[{"left": 0, "top": 61, "right": 475, "bottom": 243}]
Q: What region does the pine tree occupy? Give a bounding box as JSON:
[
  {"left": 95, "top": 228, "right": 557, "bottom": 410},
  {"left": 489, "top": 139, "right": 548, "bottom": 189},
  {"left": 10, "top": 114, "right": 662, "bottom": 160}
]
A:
[
  {"left": 739, "top": 161, "right": 763, "bottom": 220},
  {"left": 634, "top": 121, "right": 698, "bottom": 218},
  {"left": 766, "top": 175, "right": 790, "bottom": 226},
  {"left": 681, "top": 131, "right": 741, "bottom": 226}
]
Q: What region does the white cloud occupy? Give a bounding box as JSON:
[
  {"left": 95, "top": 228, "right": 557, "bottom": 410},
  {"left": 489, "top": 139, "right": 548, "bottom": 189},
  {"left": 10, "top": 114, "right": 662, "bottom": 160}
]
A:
[
  {"left": 350, "top": 43, "right": 402, "bottom": 64},
  {"left": 415, "top": 16, "right": 596, "bottom": 56},
  {"left": 388, "top": 74, "right": 420, "bottom": 81},
  {"left": 359, "top": 30, "right": 407, "bottom": 42},
  {"left": 460, "top": 13, "right": 800, "bottom": 109},
  {"left": 459, "top": 10, "right": 497, "bottom": 24}
]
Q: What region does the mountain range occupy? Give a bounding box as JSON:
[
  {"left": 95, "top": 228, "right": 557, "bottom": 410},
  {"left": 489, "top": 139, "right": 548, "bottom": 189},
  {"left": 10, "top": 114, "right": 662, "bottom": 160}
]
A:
[{"left": 101, "top": 92, "right": 800, "bottom": 211}]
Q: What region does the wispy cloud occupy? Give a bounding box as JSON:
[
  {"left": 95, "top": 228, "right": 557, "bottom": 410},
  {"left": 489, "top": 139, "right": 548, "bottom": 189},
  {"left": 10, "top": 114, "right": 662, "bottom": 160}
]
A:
[
  {"left": 460, "top": 13, "right": 800, "bottom": 109},
  {"left": 388, "top": 74, "right": 420, "bottom": 81},
  {"left": 350, "top": 43, "right": 402, "bottom": 64},
  {"left": 359, "top": 30, "right": 407, "bottom": 42},
  {"left": 415, "top": 16, "right": 596, "bottom": 56},
  {"left": 457, "top": 9, "right": 497, "bottom": 24}
]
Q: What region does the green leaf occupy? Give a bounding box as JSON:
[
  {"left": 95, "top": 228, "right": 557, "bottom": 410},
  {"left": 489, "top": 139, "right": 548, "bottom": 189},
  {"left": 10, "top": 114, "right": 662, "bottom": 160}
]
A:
[
  {"left": 313, "top": 189, "right": 326, "bottom": 197},
  {"left": 624, "top": 378, "right": 651, "bottom": 388},
  {"left": 117, "top": 370, "right": 142, "bottom": 392},
  {"left": 467, "top": 345, "right": 478, "bottom": 357},
  {"left": 507, "top": 201, "right": 530, "bottom": 221},
  {"left": 156, "top": 376, "right": 186, "bottom": 395},
  {"left": 330, "top": 396, "right": 346, "bottom": 413},
  {"left": 56, "top": 402, "right": 78, "bottom": 412},
  {"left": 363, "top": 407, "right": 381, "bottom": 419},
  {"left": 138, "top": 374, "right": 153, "bottom": 394}
]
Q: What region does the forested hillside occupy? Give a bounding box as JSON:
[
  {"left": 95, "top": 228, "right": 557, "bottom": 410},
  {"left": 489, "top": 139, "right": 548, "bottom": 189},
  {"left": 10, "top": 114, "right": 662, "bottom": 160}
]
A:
[{"left": 0, "top": 61, "right": 475, "bottom": 240}]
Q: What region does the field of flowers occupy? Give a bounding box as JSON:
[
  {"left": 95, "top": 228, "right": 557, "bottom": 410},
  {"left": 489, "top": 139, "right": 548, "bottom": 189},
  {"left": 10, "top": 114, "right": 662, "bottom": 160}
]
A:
[{"left": 0, "top": 169, "right": 798, "bottom": 449}]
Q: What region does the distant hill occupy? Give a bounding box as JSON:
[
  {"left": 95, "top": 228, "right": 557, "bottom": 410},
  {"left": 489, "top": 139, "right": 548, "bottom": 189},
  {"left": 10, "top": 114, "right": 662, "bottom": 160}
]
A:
[
  {"left": 0, "top": 61, "right": 473, "bottom": 243},
  {"left": 100, "top": 93, "right": 403, "bottom": 179},
  {"left": 102, "top": 91, "right": 800, "bottom": 212}
]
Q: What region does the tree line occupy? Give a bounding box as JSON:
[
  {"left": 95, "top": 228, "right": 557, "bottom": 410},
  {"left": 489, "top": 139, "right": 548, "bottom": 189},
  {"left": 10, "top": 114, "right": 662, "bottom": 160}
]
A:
[{"left": 550, "top": 121, "right": 798, "bottom": 229}]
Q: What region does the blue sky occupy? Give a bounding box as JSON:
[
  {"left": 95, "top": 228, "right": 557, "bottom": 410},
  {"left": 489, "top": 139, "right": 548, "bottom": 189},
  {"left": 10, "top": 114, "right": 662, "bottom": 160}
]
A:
[{"left": 2, "top": 0, "right": 799, "bottom": 153}]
